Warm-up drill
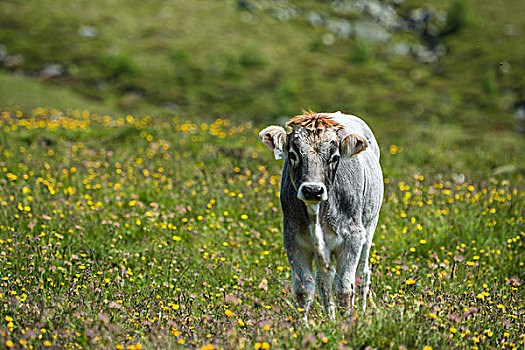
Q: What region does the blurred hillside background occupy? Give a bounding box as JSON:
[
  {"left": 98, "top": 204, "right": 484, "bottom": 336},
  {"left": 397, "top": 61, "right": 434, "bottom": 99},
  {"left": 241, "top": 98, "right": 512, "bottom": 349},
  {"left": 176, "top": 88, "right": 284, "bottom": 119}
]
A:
[{"left": 1, "top": 0, "right": 524, "bottom": 133}]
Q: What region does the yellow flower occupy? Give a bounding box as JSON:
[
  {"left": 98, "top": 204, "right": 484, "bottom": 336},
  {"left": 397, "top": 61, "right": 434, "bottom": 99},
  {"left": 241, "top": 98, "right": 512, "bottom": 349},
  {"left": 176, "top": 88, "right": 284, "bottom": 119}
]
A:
[
  {"left": 422, "top": 347, "right": 432, "bottom": 350},
  {"left": 405, "top": 279, "right": 416, "bottom": 285},
  {"left": 6, "top": 340, "right": 14, "bottom": 348},
  {"left": 225, "top": 309, "right": 234, "bottom": 317},
  {"left": 201, "top": 345, "right": 215, "bottom": 350}
]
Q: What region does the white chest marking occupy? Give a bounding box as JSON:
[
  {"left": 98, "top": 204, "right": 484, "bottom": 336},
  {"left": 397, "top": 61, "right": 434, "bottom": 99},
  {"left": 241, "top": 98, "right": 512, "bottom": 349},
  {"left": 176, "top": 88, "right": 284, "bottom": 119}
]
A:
[{"left": 308, "top": 204, "right": 331, "bottom": 267}]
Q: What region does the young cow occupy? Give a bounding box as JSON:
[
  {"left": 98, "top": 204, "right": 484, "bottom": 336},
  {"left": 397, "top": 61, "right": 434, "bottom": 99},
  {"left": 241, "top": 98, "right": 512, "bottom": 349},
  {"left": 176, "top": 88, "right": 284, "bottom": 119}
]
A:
[{"left": 259, "top": 111, "right": 383, "bottom": 320}]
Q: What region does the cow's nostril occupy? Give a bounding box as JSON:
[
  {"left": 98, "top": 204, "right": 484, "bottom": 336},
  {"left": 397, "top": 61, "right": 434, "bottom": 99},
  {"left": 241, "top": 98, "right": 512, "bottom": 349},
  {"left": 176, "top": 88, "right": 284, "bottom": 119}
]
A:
[{"left": 302, "top": 184, "right": 324, "bottom": 200}]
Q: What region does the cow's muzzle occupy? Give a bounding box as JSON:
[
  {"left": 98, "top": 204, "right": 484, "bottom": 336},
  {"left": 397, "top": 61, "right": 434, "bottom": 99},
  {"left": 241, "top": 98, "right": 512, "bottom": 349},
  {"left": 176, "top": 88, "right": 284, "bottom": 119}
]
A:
[{"left": 297, "top": 182, "right": 328, "bottom": 203}]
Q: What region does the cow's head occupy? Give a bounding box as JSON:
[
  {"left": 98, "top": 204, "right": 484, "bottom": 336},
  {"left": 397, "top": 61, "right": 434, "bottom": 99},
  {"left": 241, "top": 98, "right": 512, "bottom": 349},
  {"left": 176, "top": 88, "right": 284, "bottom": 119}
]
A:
[{"left": 259, "top": 112, "right": 368, "bottom": 205}]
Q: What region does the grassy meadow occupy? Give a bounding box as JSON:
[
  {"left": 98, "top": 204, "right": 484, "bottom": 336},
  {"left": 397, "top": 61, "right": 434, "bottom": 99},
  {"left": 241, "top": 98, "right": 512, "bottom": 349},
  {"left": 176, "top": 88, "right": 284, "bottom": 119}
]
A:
[
  {"left": 1, "top": 0, "right": 524, "bottom": 349},
  {"left": 0, "top": 108, "right": 523, "bottom": 349}
]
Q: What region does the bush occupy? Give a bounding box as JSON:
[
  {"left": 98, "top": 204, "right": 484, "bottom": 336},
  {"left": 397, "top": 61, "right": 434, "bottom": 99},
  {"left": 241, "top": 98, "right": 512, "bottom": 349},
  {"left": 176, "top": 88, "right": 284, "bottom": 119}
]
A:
[
  {"left": 441, "top": 0, "right": 472, "bottom": 37},
  {"left": 482, "top": 68, "right": 499, "bottom": 94},
  {"left": 350, "top": 40, "right": 372, "bottom": 64},
  {"left": 238, "top": 48, "right": 266, "bottom": 68},
  {"left": 101, "top": 53, "right": 137, "bottom": 79}
]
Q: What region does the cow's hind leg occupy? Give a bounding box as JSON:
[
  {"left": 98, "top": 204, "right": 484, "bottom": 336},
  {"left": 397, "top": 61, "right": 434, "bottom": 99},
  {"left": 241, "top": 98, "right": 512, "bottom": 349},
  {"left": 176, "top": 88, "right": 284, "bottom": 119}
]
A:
[
  {"left": 357, "top": 240, "right": 372, "bottom": 312},
  {"left": 358, "top": 216, "right": 378, "bottom": 312}
]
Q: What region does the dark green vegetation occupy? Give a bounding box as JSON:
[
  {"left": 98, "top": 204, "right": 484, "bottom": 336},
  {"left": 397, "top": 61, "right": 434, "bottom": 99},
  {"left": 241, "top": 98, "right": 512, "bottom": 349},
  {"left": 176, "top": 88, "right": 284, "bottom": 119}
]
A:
[
  {"left": 1, "top": 0, "right": 524, "bottom": 129},
  {"left": 0, "top": 0, "right": 524, "bottom": 349}
]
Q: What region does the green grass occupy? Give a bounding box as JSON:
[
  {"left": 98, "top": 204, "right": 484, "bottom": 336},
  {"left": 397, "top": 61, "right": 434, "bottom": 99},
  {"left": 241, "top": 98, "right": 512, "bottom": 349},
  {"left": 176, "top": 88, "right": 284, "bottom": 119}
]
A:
[
  {"left": 0, "top": 72, "right": 117, "bottom": 115},
  {"left": 0, "top": 108, "right": 523, "bottom": 349}
]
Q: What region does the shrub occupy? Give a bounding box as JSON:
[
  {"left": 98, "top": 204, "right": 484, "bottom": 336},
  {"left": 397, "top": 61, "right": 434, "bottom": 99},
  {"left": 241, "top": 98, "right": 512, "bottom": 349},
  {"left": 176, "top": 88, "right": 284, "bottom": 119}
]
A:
[{"left": 441, "top": 0, "right": 473, "bottom": 37}]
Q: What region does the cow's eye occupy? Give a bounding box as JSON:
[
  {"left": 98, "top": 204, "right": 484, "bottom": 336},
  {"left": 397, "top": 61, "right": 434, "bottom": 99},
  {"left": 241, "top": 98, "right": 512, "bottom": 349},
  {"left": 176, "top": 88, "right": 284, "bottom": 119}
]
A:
[
  {"left": 288, "top": 149, "right": 299, "bottom": 166},
  {"left": 330, "top": 155, "right": 340, "bottom": 164}
]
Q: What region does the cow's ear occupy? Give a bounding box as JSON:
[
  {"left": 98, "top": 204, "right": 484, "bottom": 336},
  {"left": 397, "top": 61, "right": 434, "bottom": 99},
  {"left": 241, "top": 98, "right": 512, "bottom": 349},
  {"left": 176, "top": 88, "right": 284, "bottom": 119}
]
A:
[
  {"left": 259, "top": 126, "right": 287, "bottom": 160},
  {"left": 340, "top": 133, "right": 368, "bottom": 158}
]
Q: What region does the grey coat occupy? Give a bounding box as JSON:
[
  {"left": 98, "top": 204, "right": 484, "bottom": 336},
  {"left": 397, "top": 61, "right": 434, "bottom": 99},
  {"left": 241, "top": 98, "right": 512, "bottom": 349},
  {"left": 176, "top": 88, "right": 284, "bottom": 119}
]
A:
[{"left": 259, "top": 112, "right": 383, "bottom": 319}]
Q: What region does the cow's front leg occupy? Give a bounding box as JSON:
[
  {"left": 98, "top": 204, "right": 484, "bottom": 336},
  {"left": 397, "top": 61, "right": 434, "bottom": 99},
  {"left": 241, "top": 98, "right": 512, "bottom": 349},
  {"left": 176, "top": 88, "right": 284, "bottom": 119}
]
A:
[
  {"left": 335, "top": 228, "right": 364, "bottom": 316},
  {"left": 315, "top": 256, "right": 336, "bottom": 320},
  {"left": 287, "top": 247, "right": 315, "bottom": 322}
]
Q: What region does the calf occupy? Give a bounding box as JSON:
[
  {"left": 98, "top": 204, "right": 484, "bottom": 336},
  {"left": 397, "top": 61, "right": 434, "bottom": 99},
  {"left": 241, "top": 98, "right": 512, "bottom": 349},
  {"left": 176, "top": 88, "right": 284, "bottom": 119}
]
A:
[{"left": 259, "top": 111, "right": 383, "bottom": 320}]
